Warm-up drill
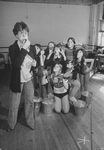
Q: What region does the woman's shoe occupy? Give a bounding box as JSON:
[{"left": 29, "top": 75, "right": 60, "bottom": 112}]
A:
[{"left": 6, "top": 127, "right": 13, "bottom": 132}]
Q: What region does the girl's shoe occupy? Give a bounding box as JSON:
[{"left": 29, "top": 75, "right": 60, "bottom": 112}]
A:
[{"left": 6, "top": 126, "right": 13, "bottom": 132}]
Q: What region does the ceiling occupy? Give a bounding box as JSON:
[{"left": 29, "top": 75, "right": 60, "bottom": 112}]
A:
[{"left": 0, "top": 0, "right": 104, "bottom": 5}]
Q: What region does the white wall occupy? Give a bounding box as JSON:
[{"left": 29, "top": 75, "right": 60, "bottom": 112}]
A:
[{"left": 0, "top": 1, "right": 90, "bottom": 47}]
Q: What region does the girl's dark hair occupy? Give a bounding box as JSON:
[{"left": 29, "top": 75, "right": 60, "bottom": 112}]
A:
[
  {"left": 52, "top": 62, "right": 62, "bottom": 73},
  {"left": 48, "top": 41, "right": 56, "bottom": 47},
  {"left": 74, "top": 48, "right": 86, "bottom": 74},
  {"left": 74, "top": 48, "right": 86, "bottom": 60},
  {"left": 13, "top": 21, "right": 29, "bottom": 36},
  {"left": 67, "top": 37, "right": 76, "bottom": 44},
  {"left": 66, "top": 37, "right": 76, "bottom": 49},
  {"left": 34, "top": 44, "right": 42, "bottom": 66},
  {"left": 54, "top": 44, "right": 61, "bottom": 50},
  {"left": 34, "top": 44, "right": 42, "bottom": 50}
]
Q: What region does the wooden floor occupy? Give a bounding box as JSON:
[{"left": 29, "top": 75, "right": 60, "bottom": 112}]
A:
[{"left": 0, "top": 68, "right": 104, "bottom": 150}]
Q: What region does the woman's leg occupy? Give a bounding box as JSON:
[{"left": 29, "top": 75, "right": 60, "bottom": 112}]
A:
[
  {"left": 62, "top": 94, "right": 70, "bottom": 113},
  {"left": 8, "top": 87, "right": 23, "bottom": 129},
  {"left": 38, "top": 76, "right": 42, "bottom": 97},
  {"left": 23, "top": 79, "right": 35, "bottom": 130},
  {"left": 54, "top": 96, "right": 61, "bottom": 113},
  {"left": 79, "top": 74, "right": 84, "bottom": 92},
  {"left": 84, "top": 72, "right": 90, "bottom": 91},
  {"left": 69, "top": 80, "right": 80, "bottom": 98},
  {"left": 47, "top": 81, "right": 53, "bottom": 95},
  {"left": 42, "top": 84, "right": 48, "bottom": 99}
]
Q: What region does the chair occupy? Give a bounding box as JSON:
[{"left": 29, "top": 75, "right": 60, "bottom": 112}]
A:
[
  {"left": 0, "top": 53, "right": 5, "bottom": 70},
  {"left": 93, "top": 54, "right": 104, "bottom": 75}
]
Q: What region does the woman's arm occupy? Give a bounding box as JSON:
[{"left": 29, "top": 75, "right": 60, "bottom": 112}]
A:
[
  {"left": 46, "top": 49, "right": 53, "bottom": 60},
  {"left": 40, "top": 50, "right": 46, "bottom": 67},
  {"left": 85, "top": 58, "right": 94, "bottom": 63},
  {"left": 63, "top": 69, "right": 72, "bottom": 78},
  {"left": 60, "top": 49, "right": 66, "bottom": 61},
  {"left": 62, "top": 78, "right": 69, "bottom": 89},
  {"left": 84, "top": 58, "right": 94, "bottom": 73}
]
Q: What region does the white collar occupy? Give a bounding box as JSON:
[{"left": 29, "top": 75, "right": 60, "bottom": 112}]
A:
[{"left": 17, "top": 41, "right": 23, "bottom": 49}]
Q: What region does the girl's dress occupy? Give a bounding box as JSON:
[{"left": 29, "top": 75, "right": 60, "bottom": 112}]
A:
[{"left": 78, "top": 62, "right": 88, "bottom": 75}]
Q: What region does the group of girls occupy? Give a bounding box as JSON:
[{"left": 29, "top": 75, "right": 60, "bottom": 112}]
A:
[{"left": 34, "top": 37, "right": 94, "bottom": 114}]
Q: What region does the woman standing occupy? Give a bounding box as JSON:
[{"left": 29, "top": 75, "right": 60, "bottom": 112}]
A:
[{"left": 7, "top": 21, "right": 37, "bottom": 131}]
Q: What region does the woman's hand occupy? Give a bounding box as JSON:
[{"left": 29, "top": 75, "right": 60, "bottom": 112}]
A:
[
  {"left": 32, "top": 59, "right": 37, "bottom": 67},
  {"left": 23, "top": 40, "right": 30, "bottom": 52},
  {"left": 60, "top": 49, "right": 66, "bottom": 61},
  {"left": 40, "top": 50, "right": 45, "bottom": 55}
]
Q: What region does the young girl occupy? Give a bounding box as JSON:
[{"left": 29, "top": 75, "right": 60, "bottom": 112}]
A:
[
  {"left": 45, "top": 41, "right": 55, "bottom": 58},
  {"left": 45, "top": 45, "right": 67, "bottom": 73},
  {"left": 65, "top": 37, "right": 76, "bottom": 61},
  {"left": 44, "top": 41, "right": 55, "bottom": 70},
  {"left": 63, "top": 60, "right": 80, "bottom": 99},
  {"left": 34, "top": 44, "right": 46, "bottom": 97},
  {"left": 75, "top": 48, "right": 94, "bottom": 92},
  {"left": 53, "top": 45, "right": 66, "bottom": 61},
  {"left": 43, "top": 45, "right": 67, "bottom": 98},
  {"left": 34, "top": 44, "right": 45, "bottom": 67},
  {"left": 51, "top": 62, "right": 70, "bottom": 113}
]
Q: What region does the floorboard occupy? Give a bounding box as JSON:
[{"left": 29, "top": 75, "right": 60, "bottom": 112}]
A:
[{"left": 0, "top": 69, "right": 104, "bottom": 150}]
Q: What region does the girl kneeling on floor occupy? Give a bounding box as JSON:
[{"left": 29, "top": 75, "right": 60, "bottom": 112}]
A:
[{"left": 51, "top": 62, "right": 70, "bottom": 113}]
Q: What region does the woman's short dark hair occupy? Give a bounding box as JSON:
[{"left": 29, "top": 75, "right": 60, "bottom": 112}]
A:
[{"left": 12, "top": 21, "right": 29, "bottom": 36}]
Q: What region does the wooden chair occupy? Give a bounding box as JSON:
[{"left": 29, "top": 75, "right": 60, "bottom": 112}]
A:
[{"left": 93, "top": 54, "right": 104, "bottom": 75}]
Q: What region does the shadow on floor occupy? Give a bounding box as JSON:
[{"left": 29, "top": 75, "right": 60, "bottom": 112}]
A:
[
  {"left": 69, "top": 104, "right": 75, "bottom": 115},
  {"left": 0, "top": 104, "right": 28, "bottom": 130}
]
